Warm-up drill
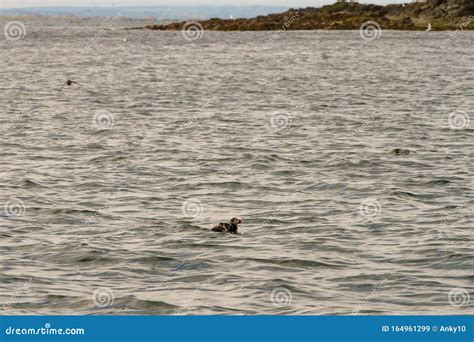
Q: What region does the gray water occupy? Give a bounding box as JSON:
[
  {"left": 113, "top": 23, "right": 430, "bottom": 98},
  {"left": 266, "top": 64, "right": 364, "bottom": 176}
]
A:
[{"left": 1, "top": 17, "right": 473, "bottom": 315}]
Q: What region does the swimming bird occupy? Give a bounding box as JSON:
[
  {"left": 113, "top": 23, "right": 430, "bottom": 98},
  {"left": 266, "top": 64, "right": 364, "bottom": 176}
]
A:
[
  {"left": 211, "top": 218, "right": 242, "bottom": 234},
  {"left": 57, "top": 80, "right": 80, "bottom": 95},
  {"left": 392, "top": 148, "right": 411, "bottom": 155}
]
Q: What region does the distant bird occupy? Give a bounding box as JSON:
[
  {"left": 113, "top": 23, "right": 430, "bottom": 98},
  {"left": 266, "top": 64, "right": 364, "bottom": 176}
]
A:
[
  {"left": 392, "top": 148, "right": 411, "bottom": 156},
  {"left": 426, "top": 23, "right": 432, "bottom": 32},
  {"left": 57, "top": 80, "right": 80, "bottom": 95},
  {"left": 211, "top": 218, "right": 242, "bottom": 234},
  {"left": 123, "top": 38, "right": 127, "bottom": 42}
]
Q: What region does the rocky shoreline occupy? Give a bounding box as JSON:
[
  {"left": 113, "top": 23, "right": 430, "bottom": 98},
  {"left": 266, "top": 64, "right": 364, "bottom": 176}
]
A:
[{"left": 137, "top": 0, "right": 473, "bottom": 31}]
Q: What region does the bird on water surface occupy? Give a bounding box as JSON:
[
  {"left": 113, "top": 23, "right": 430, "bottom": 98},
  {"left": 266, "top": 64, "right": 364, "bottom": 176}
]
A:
[{"left": 211, "top": 218, "right": 242, "bottom": 234}]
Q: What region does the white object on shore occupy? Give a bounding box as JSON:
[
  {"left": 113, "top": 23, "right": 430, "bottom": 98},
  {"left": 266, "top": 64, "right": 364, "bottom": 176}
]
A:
[{"left": 426, "top": 23, "right": 432, "bottom": 31}]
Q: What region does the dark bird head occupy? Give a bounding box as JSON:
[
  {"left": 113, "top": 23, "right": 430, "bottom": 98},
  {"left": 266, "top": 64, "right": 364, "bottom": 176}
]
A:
[{"left": 230, "top": 218, "right": 242, "bottom": 225}]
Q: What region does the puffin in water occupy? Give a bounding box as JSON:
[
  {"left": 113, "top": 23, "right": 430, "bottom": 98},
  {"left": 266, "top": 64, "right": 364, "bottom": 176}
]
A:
[{"left": 211, "top": 218, "right": 242, "bottom": 234}]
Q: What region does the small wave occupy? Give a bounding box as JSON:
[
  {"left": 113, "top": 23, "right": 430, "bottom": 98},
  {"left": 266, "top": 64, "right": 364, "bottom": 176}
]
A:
[
  {"left": 126, "top": 297, "right": 178, "bottom": 310},
  {"left": 427, "top": 179, "right": 451, "bottom": 185},
  {"left": 245, "top": 257, "right": 344, "bottom": 269},
  {"left": 391, "top": 191, "right": 438, "bottom": 200},
  {"left": 24, "top": 179, "right": 43, "bottom": 187}
]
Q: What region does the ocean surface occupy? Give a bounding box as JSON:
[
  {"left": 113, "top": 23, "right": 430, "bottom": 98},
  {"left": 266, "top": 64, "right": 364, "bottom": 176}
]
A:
[{"left": 0, "top": 16, "right": 473, "bottom": 315}]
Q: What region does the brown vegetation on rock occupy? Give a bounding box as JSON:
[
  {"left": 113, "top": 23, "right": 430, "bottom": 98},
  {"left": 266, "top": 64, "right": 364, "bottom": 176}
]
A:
[{"left": 138, "top": 0, "right": 473, "bottom": 31}]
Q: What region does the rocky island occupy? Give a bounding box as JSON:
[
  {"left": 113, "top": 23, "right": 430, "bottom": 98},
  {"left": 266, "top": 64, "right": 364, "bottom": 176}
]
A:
[{"left": 140, "top": 0, "right": 473, "bottom": 31}]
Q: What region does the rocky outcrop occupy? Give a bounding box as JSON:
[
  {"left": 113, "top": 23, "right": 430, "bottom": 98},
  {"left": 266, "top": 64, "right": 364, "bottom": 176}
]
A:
[{"left": 139, "top": 0, "right": 473, "bottom": 31}]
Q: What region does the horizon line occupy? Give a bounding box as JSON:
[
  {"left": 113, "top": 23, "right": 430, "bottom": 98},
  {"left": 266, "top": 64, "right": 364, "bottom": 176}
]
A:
[{"left": 0, "top": 1, "right": 410, "bottom": 10}]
